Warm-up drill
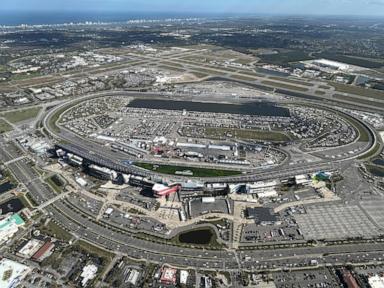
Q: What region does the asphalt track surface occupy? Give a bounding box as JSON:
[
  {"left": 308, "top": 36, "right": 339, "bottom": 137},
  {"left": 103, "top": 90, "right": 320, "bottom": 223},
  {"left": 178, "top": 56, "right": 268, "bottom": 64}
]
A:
[{"left": 3, "top": 90, "right": 373, "bottom": 271}]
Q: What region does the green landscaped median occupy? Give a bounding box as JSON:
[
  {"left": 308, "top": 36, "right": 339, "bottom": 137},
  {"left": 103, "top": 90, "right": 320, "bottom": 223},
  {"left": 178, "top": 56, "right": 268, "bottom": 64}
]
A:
[{"left": 134, "top": 163, "right": 242, "bottom": 177}]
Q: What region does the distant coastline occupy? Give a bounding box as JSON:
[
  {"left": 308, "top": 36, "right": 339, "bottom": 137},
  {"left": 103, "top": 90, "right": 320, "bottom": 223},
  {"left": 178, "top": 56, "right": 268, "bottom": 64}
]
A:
[{"left": 0, "top": 11, "right": 214, "bottom": 26}]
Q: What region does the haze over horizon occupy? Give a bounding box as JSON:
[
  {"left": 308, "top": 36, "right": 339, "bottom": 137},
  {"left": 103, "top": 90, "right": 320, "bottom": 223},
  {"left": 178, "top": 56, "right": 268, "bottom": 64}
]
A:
[{"left": 2, "top": 0, "right": 384, "bottom": 17}]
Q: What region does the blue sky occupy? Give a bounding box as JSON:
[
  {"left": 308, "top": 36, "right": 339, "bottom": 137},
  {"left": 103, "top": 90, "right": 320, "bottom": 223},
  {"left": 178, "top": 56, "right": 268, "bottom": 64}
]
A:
[{"left": 2, "top": 0, "right": 384, "bottom": 16}]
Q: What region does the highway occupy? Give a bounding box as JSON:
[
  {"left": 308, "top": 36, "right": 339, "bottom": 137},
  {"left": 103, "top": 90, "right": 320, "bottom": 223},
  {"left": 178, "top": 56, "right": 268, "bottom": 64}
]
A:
[{"left": 3, "top": 141, "right": 384, "bottom": 271}]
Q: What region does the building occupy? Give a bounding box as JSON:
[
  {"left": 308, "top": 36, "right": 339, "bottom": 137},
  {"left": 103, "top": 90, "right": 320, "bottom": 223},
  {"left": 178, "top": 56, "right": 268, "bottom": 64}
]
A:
[
  {"left": 87, "top": 164, "right": 118, "bottom": 181},
  {"left": 17, "top": 239, "right": 44, "bottom": 258},
  {"left": 245, "top": 207, "right": 279, "bottom": 225},
  {"left": 295, "top": 174, "right": 311, "bottom": 186},
  {"left": 152, "top": 183, "right": 180, "bottom": 197},
  {"left": 75, "top": 177, "right": 88, "bottom": 187},
  {"left": 246, "top": 180, "right": 279, "bottom": 195},
  {"left": 160, "top": 267, "right": 177, "bottom": 285},
  {"left": 256, "top": 189, "right": 278, "bottom": 199},
  {"left": 180, "top": 270, "right": 189, "bottom": 285},
  {"left": 104, "top": 208, "right": 114, "bottom": 217},
  {"left": 341, "top": 269, "right": 359, "bottom": 288},
  {"left": 202, "top": 276, "right": 213, "bottom": 288},
  {"left": 31, "top": 241, "right": 55, "bottom": 262},
  {"left": 80, "top": 264, "right": 98, "bottom": 287},
  {"left": 202, "top": 197, "right": 216, "bottom": 203},
  {"left": 0, "top": 258, "right": 32, "bottom": 288},
  {"left": 368, "top": 275, "right": 384, "bottom": 288},
  {"left": 313, "top": 59, "right": 350, "bottom": 71},
  {"left": 126, "top": 269, "right": 140, "bottom": 286},
  {"left": 0, "top": 214, "right": 25, "bottom": 244}
]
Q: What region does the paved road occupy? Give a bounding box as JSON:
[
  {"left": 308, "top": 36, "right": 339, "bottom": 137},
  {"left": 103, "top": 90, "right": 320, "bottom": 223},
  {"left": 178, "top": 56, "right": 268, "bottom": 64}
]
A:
[{"left": 4, "top": 141, "right": 384, "bottom": 272}]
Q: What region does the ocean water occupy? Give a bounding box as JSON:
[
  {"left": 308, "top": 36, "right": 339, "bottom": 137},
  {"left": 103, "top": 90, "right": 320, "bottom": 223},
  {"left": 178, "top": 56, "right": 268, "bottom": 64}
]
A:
[{"left": 0, "top": 11, "right": 203, "bottom": 26}]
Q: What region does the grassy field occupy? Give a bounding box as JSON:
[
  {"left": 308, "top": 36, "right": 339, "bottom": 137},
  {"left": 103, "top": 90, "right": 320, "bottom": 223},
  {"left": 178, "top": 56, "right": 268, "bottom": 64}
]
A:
[
  {"left": 18, "top": 194, "right": 33, "bottom": 208},
  {"left": 334, "top": 94, "right": 384, "bottom": 109},
  {"left": 232, "top": 74, "right": 258, "bottom": 81},
  {"left": 74, "top": 240, "right": 115, "bottom": 260},
  {"left": 262, "top": 80, "right": 309, "bottom": 92},
  {"left": 314, "top": 53, "right": 384, "bottom": 69},
  {"left": 190, "top": 67, "right": 226, "bottom": 76},
  {"left": 134, "top": 162, "right": 241, "bottom": 177},
  {"left": 45, "top": 174, "right": 65, "bottom": 193},
  {"left": 268, "top": 76, "right": 314, "bottom": 87},
  {"left": 205, "top": 127, "right": 291, "bottom": 142},
  {"left": 0, "top": 119, "right": 13, "bottom": 133},
  {"left": 258, "top": 50, "right": 313, "bottom": 65},
  {"left": 191, "top": 72, "right": 209, "bottom": 79},
  {"left": 1, "top": 106, "right": 41, "bottom": 123},
  {"left": 331, "top": 82, "right": 384, "bottom": 101},
  {"left": 40, "top": 220, "right": 73, "bottom": 242},
  {"left": 157, "top": 65, "right": 186, "bottom": 72}
]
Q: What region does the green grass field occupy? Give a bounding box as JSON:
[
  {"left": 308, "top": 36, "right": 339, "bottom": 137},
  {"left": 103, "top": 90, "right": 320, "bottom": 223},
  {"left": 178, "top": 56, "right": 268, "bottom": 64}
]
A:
[
  {"left": 205, "top": 127, "right": 291, "bottom": 142},
  {"left": 0, "top": 119, "right": 13, "bottom": 133},
  {"left": 258, "top": 50, "right": 314, "bottom": 65},
  {"left": 331, "top": 82, "right": 384, "bottom": 101},
  {"left": 334, "top": 94, "right": 384, "bottom": 109},
  {"left": 1, "top": 107, "right": 41, "bottom": 123},
  {"left": 45, "top": 175, "right": 65, "bottom": 193},
  {"left": 40, "top": 220, "right": 73, "bottom": 242},
  {"left": 268, "top": 76, "right": 314, "bottom": 87},
  {"left": 135, "top": 162, "right": 241, "bottom": 177},
  {"left": 262, "top": 80, "right": 309, "bottom": 92}
]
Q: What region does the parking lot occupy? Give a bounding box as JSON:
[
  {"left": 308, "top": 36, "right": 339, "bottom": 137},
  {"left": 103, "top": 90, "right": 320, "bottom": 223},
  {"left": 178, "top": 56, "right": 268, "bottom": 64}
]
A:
[
  {"left": 272, "top": 268, "right": 339, "bottom": 288},
  {"left": 294, "top": 204, "right": 381, "bottom": 240}
]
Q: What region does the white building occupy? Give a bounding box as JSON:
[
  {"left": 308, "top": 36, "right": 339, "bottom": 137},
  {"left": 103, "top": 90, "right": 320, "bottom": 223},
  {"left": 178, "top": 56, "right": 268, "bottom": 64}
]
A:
[
  {"left": 80, "top": 264, "right": 98, "bottom": 287},
  {"left": 295, "top": 174, "right": 311, "bottom": 186},
  {"left": 126, "top": 269, "right": 140, "bottom": 285},
  {"left": 18, "top": 239, "right": 44, "bottom": 258},
  {"left": 369, "top": 275, "right": 384, "bottom": 288},
  {"left": 0, "top": 258, "right": 32, "bottom": 288},
  {"left": 180, "top": 270, "right": 189, "bottom": 285},
  {"left": 75, "top": 177, "right": 88, "bottom": 187}
]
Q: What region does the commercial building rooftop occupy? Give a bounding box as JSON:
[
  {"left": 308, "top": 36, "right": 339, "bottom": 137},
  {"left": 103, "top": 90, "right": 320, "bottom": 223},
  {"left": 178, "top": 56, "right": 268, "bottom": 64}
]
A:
[{"left": 0, "top": 258, "right": 31, "bottom": 288}]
